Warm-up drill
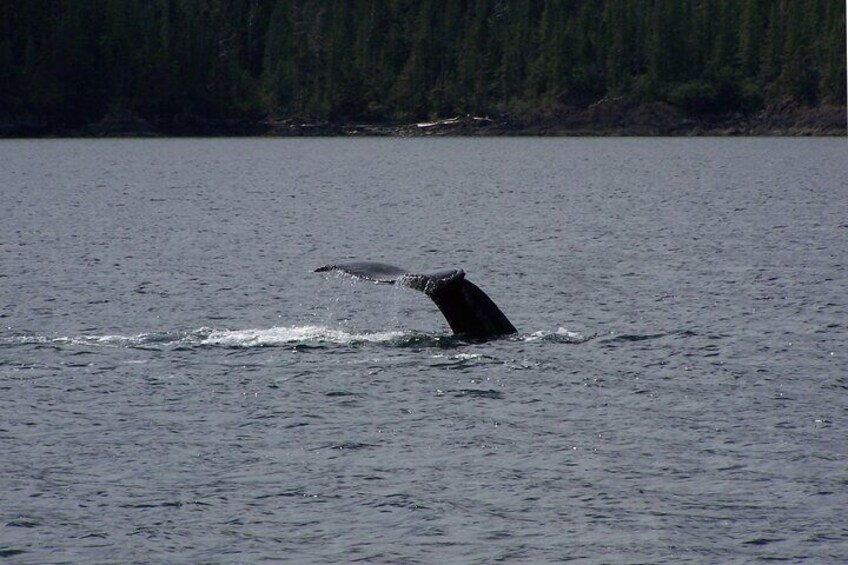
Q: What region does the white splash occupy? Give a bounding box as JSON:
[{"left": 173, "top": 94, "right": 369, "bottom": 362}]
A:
[
  {"left": 429, "top": 352, "right": 482, "bottom": 360},
  {"left": 555, "top": 327, "right": 587, "bottom": 341},
  {"left": 522, "top": 327, "right": 591, "bottom": 343},
  {"left": 198, "top": 325, "right": 406, "bottom": 347},
  {"left": 4, "top": 325, "right": 408, "bottom": 349}
]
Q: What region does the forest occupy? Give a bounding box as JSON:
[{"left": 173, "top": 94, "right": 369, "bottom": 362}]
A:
[{"left": 1, "top": 0, "right": 845, "bottom": 133}]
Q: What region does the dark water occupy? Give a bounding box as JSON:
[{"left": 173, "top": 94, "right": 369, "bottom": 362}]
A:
[{"left": 2, "top": 138, "right": 846, "bottom": 563}]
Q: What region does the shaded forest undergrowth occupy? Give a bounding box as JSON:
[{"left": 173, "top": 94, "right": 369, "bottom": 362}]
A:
[{"left": 5, "top": 99, "right": 844, "bottom": 137}]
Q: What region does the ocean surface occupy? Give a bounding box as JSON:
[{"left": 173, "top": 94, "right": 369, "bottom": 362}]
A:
[{"left": 1, "top": 137, "right": 846, "bottom": 564}]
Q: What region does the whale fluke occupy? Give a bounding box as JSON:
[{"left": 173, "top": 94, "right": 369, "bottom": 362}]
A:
[{"left": 315, "top": 261, "right": 517, "bottom": 340}]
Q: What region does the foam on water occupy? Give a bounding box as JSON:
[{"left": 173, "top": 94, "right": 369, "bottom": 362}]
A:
[
  {"left": 2, "top": 325, "right": 411, "bottom": 350},
  {"left": 3, "top": 324, "right": 593, "bottom": 350},
  {"left": 2, "top": 325, "right": 590, "bottom": 352},
  {"left": 521, "top": 326, "right": 593, "bottom": 343},
  {"left": 3, "top": 333, "right": 154, "bottom": 347},
  {"left": 198, "top": 325, "right": 406, "bottom": 347}
]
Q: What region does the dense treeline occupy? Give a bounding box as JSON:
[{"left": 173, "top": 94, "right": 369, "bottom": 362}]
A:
[{"left": 1, "top": 0, "right": 844, "bottom": 129}]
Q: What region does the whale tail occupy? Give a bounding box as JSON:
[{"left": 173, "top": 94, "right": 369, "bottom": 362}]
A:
[{"left": 315, "top": 262, "right": 516, "bottom": 340}]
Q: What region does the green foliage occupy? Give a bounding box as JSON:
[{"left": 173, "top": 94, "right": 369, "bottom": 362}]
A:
[
  {"left": 668, "top": 80, "right": 722, "bottom": 114},
  {"left": 1, "top": 0, "right": 844, "bottom": 128}
]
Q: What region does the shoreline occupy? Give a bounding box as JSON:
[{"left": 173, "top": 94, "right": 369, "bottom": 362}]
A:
[{"left": 2, "top": 102, "right": 845, "bottom": 138}]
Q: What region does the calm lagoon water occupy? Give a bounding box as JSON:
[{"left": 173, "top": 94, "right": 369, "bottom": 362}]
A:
[{"left": 1, "top": 137, "right": 847, "bottom": 563}]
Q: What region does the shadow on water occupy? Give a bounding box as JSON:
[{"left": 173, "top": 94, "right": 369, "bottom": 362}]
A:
[{"left": 601, "top": 329, "right": 699, "bottom": 343}]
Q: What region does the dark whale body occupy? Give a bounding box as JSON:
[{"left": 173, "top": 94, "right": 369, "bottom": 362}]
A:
[{"left": 315, "top": 261, "right": 516, "bottom": 341}]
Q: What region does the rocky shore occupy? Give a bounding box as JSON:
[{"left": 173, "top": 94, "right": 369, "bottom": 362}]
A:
[{"left": 2, "top": 100, "right": 845, "bottom": 138}]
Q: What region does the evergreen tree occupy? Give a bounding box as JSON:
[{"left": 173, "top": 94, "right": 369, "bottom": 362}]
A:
[{"left": 0, "top": 0, "right": 844, "bottom": 130}]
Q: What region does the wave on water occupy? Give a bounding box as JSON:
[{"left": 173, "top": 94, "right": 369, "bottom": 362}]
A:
[
  {"left": 3, "top": 325, "right": 438, "bottom": 350},
  {"left": 3, "top": 325, "right": 592, "bottom": 350}
]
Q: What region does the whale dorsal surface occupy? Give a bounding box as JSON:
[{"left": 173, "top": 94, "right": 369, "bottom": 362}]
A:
[{"left": 315, "top": 261, "right": 517, "bottom": 340}]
